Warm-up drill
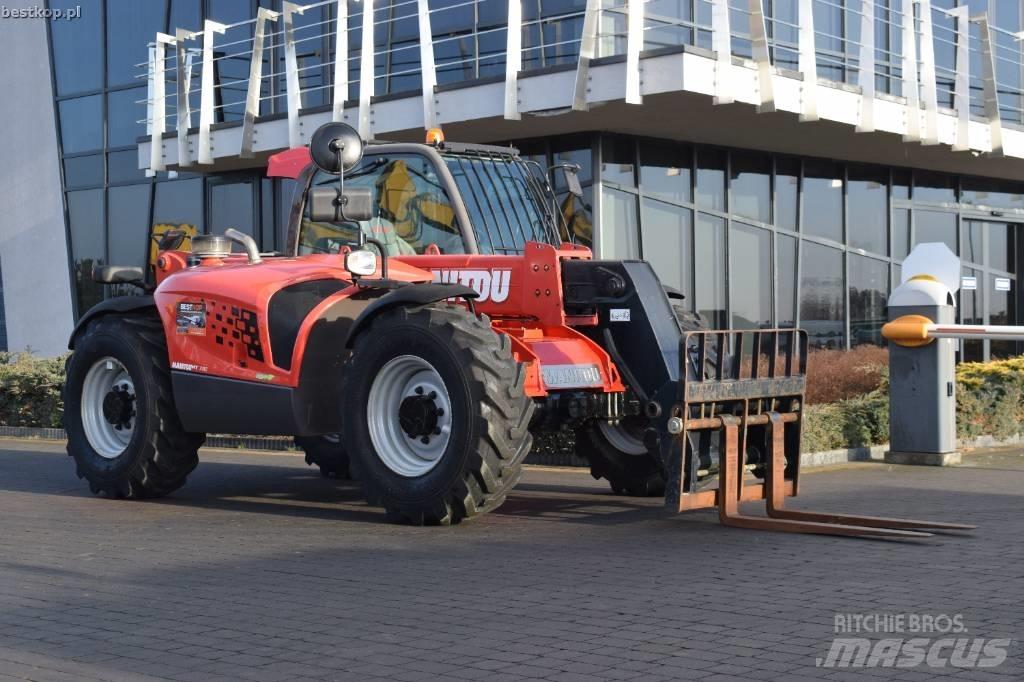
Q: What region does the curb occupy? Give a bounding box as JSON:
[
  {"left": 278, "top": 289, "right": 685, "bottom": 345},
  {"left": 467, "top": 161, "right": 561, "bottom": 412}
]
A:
[{"left": 2, "top": 426, "right": 1018, "bottom": 469}]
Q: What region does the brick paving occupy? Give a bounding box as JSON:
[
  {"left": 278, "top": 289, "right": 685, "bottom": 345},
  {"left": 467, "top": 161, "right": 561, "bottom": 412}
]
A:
[{"left": 0, "top": 438, "right": 1021, "bottom": 681}]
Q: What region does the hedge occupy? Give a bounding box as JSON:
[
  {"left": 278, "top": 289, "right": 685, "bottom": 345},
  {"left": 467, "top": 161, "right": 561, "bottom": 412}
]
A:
[
  {"left": 3, "top": 351, "right": 1024, "bottom": 454},
  {"left": 0, "top": 352, "right": 66, "bottom": 429}
]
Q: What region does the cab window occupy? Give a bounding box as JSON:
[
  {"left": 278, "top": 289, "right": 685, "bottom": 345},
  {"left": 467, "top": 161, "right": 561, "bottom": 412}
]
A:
[{"left": 299, "top": 153, "right": 465, "bottom": 256}]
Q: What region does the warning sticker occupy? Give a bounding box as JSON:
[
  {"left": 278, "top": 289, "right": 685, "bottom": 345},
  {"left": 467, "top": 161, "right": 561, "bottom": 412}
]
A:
[{"left": 176, "top": 302, "right": 207, "bottom": 336}]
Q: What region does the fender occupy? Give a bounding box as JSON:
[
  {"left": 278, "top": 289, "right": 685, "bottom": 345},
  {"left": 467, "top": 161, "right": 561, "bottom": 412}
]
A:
[
  {"left": 344, "top": 282, "right": 479, "bottom": 348},
  {"left": 68, "top": 295, "right": 155, "bottom": 349}
]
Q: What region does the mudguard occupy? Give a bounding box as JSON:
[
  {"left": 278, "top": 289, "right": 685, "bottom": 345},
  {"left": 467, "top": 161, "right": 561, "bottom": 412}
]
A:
[
  {"left": 344, "top": 282, "right": 479, "bottom": 347},
  {"left": 68, "top": 296, "right": 156, "bottom": 349}
]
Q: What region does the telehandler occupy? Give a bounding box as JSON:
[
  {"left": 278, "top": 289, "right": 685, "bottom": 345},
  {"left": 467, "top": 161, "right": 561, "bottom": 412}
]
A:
[{"left": 64, "top": 122, "right": 969, "bottom": 536}]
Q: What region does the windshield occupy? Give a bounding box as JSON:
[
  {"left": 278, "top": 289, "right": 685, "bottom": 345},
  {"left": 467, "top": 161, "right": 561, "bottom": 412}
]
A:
[
  {"left": 442, "top": 154, "right": 561, "bottom": 254},
  {"left": 299, "top": 153, "right": 466, "bottom": 257}
]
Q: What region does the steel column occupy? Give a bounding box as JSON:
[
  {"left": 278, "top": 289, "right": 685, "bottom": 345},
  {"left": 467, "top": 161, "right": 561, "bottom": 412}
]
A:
[
  {"left": 149, "top": 33, "right": 175, "bottom": 173},
  {"left": 975, "top": 14, "right": 1003, "bottom": 156},
  {"left": 749, "top": 0, "right": 774, "bottom": 112},
  {"left": 917, "top": 0, "right": 940, "bottom": 145},
  {"left": 241, "top": 8, "right": 280, "bottom": 158},
  {"left": 901, "top": 0, "right": 920, "bottom": 141},
  {"left": 333, "top": 0, "right": 349, "bottom": 122},
  {"left": 504, "top": 0, "right": 522, "bottom": 119},
  {"left": 856, "top": 0, "right": 875, "bottom": 132},
  {"left": 198, "top": 19, "right": 227, "bottom": 164},
  {"left": 358, "top": 0, "right": 375, "bottom": 138},
  {"left": 283, "top": 2, "right": 306, "bottom": 148},
  {"left": 797, "top": 0, "right": 817, "bottom": 121},
  {"left": 711, "top": 0, "right": 733, "bottom": 105},
  {"left": 572, "top": 0, "right": 599, "bottom": 111},
  {"left": 944, "top": 6, "right": 970, "bottom": 151},
  {"left": 417, "top": 0, "right": 438, "bottom": 128},
  {"left": 175, "top": 29, "right": 194, "bottom": 167},
  {"left": 625, "top": 0, "right": 643, "bottom": 105}
]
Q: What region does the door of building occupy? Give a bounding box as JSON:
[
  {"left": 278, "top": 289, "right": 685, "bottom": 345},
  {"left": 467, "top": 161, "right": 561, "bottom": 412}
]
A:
[{"left": 959, "top": 219, "right": 1019, "bottom": 361}]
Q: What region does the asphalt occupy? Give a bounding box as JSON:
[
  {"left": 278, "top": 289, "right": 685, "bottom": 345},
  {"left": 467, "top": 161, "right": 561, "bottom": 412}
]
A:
[{"left": 0, "top": 438, "right": 1021, "bottom": 681}]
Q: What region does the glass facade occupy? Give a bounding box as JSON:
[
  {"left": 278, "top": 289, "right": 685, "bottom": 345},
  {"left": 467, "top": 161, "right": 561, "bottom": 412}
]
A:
[
  {"left": 47, "top": 0, "right": 295, "bottom": 318},
  {"left": 590, "top": 133, "right": 1023, "bottom": 359}
]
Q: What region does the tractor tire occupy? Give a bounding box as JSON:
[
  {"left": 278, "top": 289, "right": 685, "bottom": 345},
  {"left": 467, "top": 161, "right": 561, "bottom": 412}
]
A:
[
  {"left": 63, "top": 314, "right": 204, "bottom": 498},
  {"left": 294, "top": 435, "right": 351, "bottom": 479},
  {"left": 575, "top": 305, "right": 719, "bottom": 497},
  {"left": 575, "top": 419, "right": 665, "bottom": 496},
  {"left": 344, "top": 304, "right": 534, "bottom": 525}
]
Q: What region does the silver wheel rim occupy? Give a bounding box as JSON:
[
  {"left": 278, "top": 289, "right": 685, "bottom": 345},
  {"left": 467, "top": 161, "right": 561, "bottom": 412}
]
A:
[
  {"left": 597, "top": 420, "right": 648, "bottom": 456},
  {"left": 81, "top": 357, "right": 136, "bottom": 460},
  {"left": 367, "top": 355, "right": 453, "bottom": 477}
]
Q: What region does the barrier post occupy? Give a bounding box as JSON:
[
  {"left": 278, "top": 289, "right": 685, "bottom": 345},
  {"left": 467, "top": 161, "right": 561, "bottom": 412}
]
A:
[{"left": 884, "top": 244, "right": 961, "bottom": 466}]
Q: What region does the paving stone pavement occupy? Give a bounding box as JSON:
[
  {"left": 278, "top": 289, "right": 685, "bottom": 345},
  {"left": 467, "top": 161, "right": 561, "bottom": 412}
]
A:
[{"left": 0, "top": 438, "right": 1021, "bottom": 681}]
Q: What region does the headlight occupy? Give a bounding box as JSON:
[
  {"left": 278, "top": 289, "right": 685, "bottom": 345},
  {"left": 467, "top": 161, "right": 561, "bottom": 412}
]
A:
[{"left": 345, "top": 249, "right": 378, "bottom": 277}]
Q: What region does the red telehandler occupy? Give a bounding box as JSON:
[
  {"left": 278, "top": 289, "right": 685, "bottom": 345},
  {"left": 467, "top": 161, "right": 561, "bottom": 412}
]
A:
[{"left": 63, "top": 123, "right": 969, "bottom": 537}]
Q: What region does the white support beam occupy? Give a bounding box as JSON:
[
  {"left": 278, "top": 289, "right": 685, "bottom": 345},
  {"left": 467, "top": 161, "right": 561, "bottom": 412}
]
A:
[
  {"left": 198, "top": 19, "right": 227, "bottom": 164},
  {"left": 855, "top": 0, "right": 875, "bottom": 132},
  {"left": 749, "top": 0, "right": 774, "bottom": 112},
  {"left": 976, "top": 13, "right": 1003, "bottom": 156},
  {"left": 797, "top": 0, "right": 817, "bottom": 121},
  {"left": 917, "top": 0, "right": 940, "bottom": 145},
  {"left": 241, "top": 8, "right": 280, "bottom": 158},
  {"left": 572, "top": 0, "right": 599, "bottom": 111},
  {"left": 358, "top": 0, "right": 375, "bottom": 138},
  {"left": 418, "top": 0, "right": 438, "bottom": 128},
  {"left": 944, "top": 6, "right": 970, "bottom": 151},
  {"left": 149, "top": 33, "right": 175, "bottom": 173},
  {"left": 625, "top": 0, "right": 643, "bottom": 105},
  {"left": 901, "top": 0, "right": 920, "bottom": 141},
  {"left": 711, "top": 0, "right": 733, "bottom": 105},
  {"left": 504, "top": 0, "right": 522, "bottom": 119},
  {"left": 175, "top": 29, "right": 194, "bottom": 167},
  {"left": 283, "top": 2, "right": 306, "bottom": 148},
  {"left": 333, "top": 0, "right": 349, "bottom": 121}
]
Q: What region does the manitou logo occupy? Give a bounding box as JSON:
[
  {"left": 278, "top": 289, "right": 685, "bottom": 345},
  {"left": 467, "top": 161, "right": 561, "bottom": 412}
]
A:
[{"left": 432, "top": 269, "right": 512, "bottom": 303}]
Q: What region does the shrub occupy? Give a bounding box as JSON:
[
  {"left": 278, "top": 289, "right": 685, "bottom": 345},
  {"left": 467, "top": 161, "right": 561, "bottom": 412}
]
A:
[
  {"left": 804, "top": 345, "right": 888, "bottom": 404},
  {"left": 0, "top": 352, "right": 67, "bottom": 428}
]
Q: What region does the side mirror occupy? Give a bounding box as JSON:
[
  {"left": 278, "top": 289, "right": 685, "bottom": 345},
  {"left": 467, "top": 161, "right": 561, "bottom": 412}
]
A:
[
  {"left": 563, "top": 164, "right": 584, "bottom": 198},
  {"left": 309, "top": 122, "right": 364, "bottom": 174},
  {"left": 308, "top": 186, "right": 374, "bottom": 223}
]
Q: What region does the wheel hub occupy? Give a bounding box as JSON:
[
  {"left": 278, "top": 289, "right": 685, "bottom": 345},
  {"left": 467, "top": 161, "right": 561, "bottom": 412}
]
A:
[
  {"left": 102, "top": 386, "right": 135, "bottom": 430},
  {"left": 398, "top": 391, "right": 442, "bottom": 442},
  {"left": 367, "top": 355, "right": 453, "bottom": 477},
  {"left": 81, "top": 357, "right": 136, "bottom": 459}
]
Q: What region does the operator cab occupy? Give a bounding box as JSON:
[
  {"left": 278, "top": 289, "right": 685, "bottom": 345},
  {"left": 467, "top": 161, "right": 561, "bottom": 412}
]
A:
[{"left": 290, "top": 131, "right": 580, "bottom": 257}]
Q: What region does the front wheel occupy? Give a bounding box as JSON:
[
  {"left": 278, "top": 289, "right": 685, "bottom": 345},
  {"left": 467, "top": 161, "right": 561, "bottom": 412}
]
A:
[
  {"left": 345, "top": 304, "right": 534, "bottom": 525},
  {"left": 63, "top": 314, "right": 204, "bottom": 498}
]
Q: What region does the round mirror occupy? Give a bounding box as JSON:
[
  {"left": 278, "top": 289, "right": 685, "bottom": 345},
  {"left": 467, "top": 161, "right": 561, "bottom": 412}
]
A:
[{"left": 309, "top": 122, "right": 364, "bottom": 174}]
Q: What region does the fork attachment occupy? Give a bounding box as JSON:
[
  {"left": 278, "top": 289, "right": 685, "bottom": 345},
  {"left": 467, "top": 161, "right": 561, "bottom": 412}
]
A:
[{"left": 664, "top": 329, "right": 973, "bottom": 538}]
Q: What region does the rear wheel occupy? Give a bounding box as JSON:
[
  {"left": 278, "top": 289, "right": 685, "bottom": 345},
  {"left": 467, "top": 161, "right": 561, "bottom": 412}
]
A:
[
  {"left": 575, "top": 305, "right": 720, "bottom": 497},
  {"left": 63, "top": 314, "right": 204, "bottom": 498},
  {"left": 294, "top": 434, "right": 350, "bottom": 479},
  {"left": 345, "top": 304, "right": 534, "bottom": 525}
]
